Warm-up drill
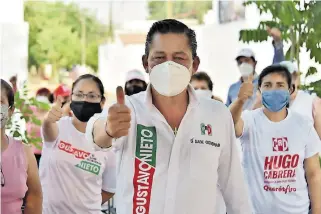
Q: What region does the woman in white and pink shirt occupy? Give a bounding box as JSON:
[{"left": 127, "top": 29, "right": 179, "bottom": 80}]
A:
[
  {"left": 230, "top": 65, "right": 321, "bottom": 214},
  {"left": 40, "top": 74, "right": 116, "bottom": 214}
]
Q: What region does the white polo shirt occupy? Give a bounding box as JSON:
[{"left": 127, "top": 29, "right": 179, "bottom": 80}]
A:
[
  {"left": 86, "top": 85, "right": 252, "bottom": 214},
  {"left": 240, "top": 108, "right": 320, "bottom": 214},
  {"left": 40, "top": 117, "right": 116, "bottom": 214}
]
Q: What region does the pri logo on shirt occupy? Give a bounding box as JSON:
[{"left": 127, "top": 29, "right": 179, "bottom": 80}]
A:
[
  {"left": 201, "top": 123, "right": 212, "bottom": 136},
  {"left": 272, "top": 137, "right": 289, "bottom": 152}
]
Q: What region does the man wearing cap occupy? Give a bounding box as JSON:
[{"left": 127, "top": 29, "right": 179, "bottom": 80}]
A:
[
  {"left": 124, "top": 69, "right": 147, "bottom": 96},
  {"left": 226, "top": 28, "right": 285, "bottom": 110},
  {"left": 226, "top": 48, "right": 259, "bottom": 110}
]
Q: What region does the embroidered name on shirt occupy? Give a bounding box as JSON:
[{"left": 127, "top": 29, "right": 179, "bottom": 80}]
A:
[
  {"left": 190, "top": 138, "right": 220, "bottom": 147},
  {"left": 133, "top": 124, "right": 157, "bottom": 214},
  {"left": 58, "top": 141, "right": 91, "bottom": 159}
]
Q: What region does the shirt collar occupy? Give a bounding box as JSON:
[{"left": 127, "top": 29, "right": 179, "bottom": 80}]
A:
[{"left": 144, "top": 84, "right": 199, "bottom": 110}]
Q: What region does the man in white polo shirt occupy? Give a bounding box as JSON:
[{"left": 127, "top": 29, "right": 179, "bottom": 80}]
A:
[{"left": 86, "top": 19, "right": 251, "bottom": 214}]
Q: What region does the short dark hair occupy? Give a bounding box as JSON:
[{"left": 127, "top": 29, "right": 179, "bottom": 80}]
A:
[
  {"left": 145, "top": 19, "right": 197, "bottom": 58},
  {"left": 191, "top": 71, "right": 213, "bottom": 91},
  {"left": 72, "top": 74, "right": 105, "bottom": 100},
  {"left": 1, "top": 79, "right": 15, "bottom": 107},
  {"left": 258, "top": 65, "right": 292, "bottom": 89}
]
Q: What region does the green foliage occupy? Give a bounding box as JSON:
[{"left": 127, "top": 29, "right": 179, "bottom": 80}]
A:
[
  {"left": 239, "top": 0, "right": 321, "bottom": 97},
  {"left": 24, "top": 1, "right": 110, "bottom": 71},
  {"left": 6, "top": 83, "right": 50, "bottom": 148},
  {"left": 148, "top": 0, "right": 212, "bottom": 24}
]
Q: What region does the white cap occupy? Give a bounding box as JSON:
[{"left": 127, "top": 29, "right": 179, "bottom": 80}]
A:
[
  {"left": 279, "top": 61, "right": 298, "bottom": 74},
  {"left": 125, "top": 69, "right": 146, "bottom": 82},
  {"left": 236, "top": 48, "right": 256, "bottom": 61}
]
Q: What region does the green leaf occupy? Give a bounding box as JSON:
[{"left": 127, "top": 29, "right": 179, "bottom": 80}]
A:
[
  {"left": 239, "top": 29, "right": 268, "bottom": 43},
  {"left": 24, "top": 1, "right": 108, "bottom": 71},
  {"left": 285, "top": 45, "right": 295, "bottom": 61},
  {"left": 31, "top": 117, "right": 42, "bottom": 126},
  {"left": 30, "top": 139, "right": 43, "bottom": 149},
  {"left": 309, "top": 80, "right": 321, "bottom": 97},
  {"left": 37, "top": 102, "right": 51, "bottom": 111},
  {"left": 13, "top": 131, "right": 21, "bottom": 138},
  {"left": 240, "top": 0, "right": 321, "bottom": 96},
  {"left": 305, "top": 67, "right": 318, "bottom": 77},
  {"left": 24, "top": 116, "right": 30, "bottom": 122},
  {"left": 24, "top": 108, "right": 33, "bottom": 115}
]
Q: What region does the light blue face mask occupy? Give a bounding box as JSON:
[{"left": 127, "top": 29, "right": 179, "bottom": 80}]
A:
[{"left": 262, "top": 89, "right": 290, "bottom": 112}]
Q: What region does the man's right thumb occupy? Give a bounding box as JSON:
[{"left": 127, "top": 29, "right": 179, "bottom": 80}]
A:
[{"left": 116, "top": 86, "right": 125, "bottom": 104}]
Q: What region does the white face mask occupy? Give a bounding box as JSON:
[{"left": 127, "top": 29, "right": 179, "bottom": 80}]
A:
[
  {"left": 36, "top": 96, "right": 50, "bottom": 104},
  {"left": 149, "top": 61, "right": 191, "bottom": 97},
  {"left": 194, "top": 89, "right": 212, "bottom": 99},
  {"left": 238, "top": 63, "right": 254, "bottom": 77}
]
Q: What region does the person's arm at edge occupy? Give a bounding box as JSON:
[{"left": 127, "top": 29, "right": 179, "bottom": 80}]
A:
[
  {"left": 42, "top": 101, "right": 62, "bottom": 143},
  {"left": 42, "top": 119, "right": 59, "bottom": 143},
  {"left": 218, "top": 111, "right": 252, "bottom": 214},
  {"left": 305, "top": 153, "right": 321, "bottom": 214},
  {"left": 24, "top": 145, "right": 43, "bottom": 214},
  {"left": 272, "top": 40, "right": 285, "bottom": 64},
  {"left": 229, "top": 98, "right": 245, "bottom": 137},
  {"left": 212, "top": 95, "right": 224, "bottom": 103},
  {"left": 226, "top": 87, "right": 232, "bottom": 106},
  {"left": 312, "top": 97, "right": 321, "bottom": 139},
  {"left": 102, "top": 191, "right": 114, "bottom": 205},
  {"left": 304, "top": 125, "right": 321, "bottom": 214}
]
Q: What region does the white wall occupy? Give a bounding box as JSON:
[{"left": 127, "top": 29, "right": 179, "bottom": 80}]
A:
[
  {"left": 99, "top": 2, "right": 321, "bottom": 103},
  {"left": 0, "top": 0, "right": 28, "bottom": 140},
  {"left": 98, "top": 43, "right": 148, "bottom": 103},
  {"left": 0, "top": 0, "right": 29, "bottom": 89}
]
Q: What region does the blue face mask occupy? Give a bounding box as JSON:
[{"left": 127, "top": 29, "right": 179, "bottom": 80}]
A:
[{"left": 262, "top": 89, "right": 290, "bottom": 112}]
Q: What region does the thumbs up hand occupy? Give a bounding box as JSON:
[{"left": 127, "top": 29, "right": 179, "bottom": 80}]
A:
[
  {"left": 105, "top": 86, "right": 131, "bottom": 138},
  {"left": 44, "top": 100, "right": 64, "bottom": 123},
  {"left": 238, "top": 74, "right": 254, "bottom": 103}
]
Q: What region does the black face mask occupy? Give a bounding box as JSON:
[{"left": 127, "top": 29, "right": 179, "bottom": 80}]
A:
[
  {"left": 70, "top": 101, "right": 102, "bottom": 122},
  {"left": 125, "top": 85, "right": 146, "bottom": 96}
]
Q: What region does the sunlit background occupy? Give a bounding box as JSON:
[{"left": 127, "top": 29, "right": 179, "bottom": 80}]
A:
[{"left": 1, "top": 0, "right": 320, "bottom": 105}]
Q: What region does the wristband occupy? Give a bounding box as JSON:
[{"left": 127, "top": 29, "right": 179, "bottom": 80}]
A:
[{"left": 105, "top": 123, "right": 114, "bottom": 138}]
